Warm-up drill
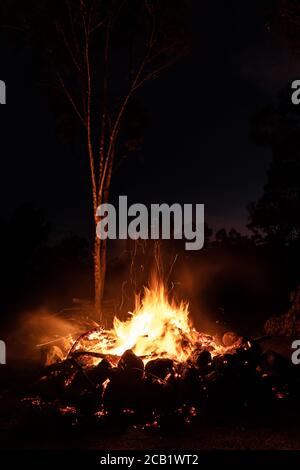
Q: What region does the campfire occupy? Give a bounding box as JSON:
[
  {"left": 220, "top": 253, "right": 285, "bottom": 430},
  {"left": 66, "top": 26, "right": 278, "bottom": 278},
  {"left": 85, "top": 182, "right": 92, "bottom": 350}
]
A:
[
  {"left": 24, "top": 274, "right": 291, "bottom": 432},
  {"left": 67, "top": 275, "right": 237, "bottom": 367}
]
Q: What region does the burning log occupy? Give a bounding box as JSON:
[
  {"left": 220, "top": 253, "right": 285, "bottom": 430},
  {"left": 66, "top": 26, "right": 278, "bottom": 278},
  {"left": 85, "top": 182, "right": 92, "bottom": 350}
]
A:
[
  {"left": 24, "top": 276, "right": 298, "bottom": 431},
  {"left": 145, "top": 358, "right": 174, "bottom": 381},
  {"left": 118, "top": 349, "right": 144, "bottom": 380},
  {"left": 41, "top": 345, "right": 65, "bottom": 366},
  {"left": 103, "top": 350, "right": 145, "bottom": 414},
  {"left": 194, "top": 349, "right": 213, "bottom": 375},
  {"left": 87, "top": 358, "right": 113, "bottom": 386},
  {"left": 27, "top": 335, "right": 296, "bottom": 430},
  {"left": 222, "top": 331, "right": 239, "bottom": 347}
]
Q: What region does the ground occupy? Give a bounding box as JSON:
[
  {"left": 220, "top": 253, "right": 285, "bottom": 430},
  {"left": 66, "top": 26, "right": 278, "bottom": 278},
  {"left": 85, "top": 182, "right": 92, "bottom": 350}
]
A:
[
  {"left": 1, "top": 336, "right": 300, "bottom": 451},
  {"left": 1, "top": 423, "right": 300, "bottom": 450}
]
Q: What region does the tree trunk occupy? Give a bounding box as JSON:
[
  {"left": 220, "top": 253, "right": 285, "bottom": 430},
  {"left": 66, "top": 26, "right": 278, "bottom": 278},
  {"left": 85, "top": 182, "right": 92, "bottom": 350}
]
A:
[
  {"left": 94, "top": 230, "right": 108, "bottom": 322},
  {"left": 94, "top": 235, "right": 102, "bottom": 321},
  {"left": 100, "top": 237, "right": 107, "bottom": 311}
]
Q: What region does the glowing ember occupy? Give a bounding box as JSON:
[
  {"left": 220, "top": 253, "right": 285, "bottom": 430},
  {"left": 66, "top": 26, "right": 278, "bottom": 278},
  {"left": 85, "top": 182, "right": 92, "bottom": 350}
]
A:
[
  {"left": 109, "top": 279, "right": 194, "bottom": 361},
  {"left": 69, "top": 276, "right": 239, "bottom": 364}
]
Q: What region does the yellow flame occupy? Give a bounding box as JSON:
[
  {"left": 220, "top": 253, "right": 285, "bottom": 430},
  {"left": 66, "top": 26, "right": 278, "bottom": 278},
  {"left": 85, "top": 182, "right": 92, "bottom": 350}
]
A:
[
  {"left": 69, "top": 276, "right": 236, "bottom": 365},
  {"left": 110, "top": 280, "right": 196, "bottom": 361}
]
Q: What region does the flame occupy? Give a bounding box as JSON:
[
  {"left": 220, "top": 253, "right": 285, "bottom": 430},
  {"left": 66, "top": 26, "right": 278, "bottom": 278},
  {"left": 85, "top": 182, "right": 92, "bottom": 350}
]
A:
[
  {"left": 69, "top": 276, "right": 234, "bottom": 364},
  {"left": 109, "top": 279, "right": 195, "bottom": 362}
]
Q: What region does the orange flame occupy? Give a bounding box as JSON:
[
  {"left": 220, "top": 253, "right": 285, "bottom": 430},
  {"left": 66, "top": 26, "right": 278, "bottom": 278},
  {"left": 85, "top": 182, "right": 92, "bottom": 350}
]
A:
[
  {"left": 71, "top": 277, "right": 234, "bottom": 364},
  {"left": 109, "top": 280, "right": 195, "bottom": 361}
]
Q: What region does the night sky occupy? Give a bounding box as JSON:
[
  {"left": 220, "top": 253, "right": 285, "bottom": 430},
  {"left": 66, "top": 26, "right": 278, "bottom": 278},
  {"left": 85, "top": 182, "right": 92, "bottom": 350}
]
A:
[{"left": 0, "top": 0, "right": 298, "bottom": 241}]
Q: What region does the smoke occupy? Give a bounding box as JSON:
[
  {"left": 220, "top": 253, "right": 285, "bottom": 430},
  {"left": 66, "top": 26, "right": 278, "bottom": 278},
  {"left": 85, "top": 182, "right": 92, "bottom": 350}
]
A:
[{"left": 6, "top": 308, "right": 93, "bottom": 366}]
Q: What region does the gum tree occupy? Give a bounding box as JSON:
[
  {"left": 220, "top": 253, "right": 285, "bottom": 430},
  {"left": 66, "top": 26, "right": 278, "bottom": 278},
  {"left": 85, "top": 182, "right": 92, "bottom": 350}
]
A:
[{"left": 2, "top": 0, "right": 190, "bottom": 319}]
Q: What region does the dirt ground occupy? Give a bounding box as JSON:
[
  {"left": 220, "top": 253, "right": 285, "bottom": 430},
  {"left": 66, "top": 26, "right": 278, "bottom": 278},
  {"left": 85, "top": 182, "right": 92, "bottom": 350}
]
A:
[
  {"left": 1, "top": 336, "right": 300, "bottom": 451},
  {"left": 1, "top": 424, "right": 300, "bottom": 451}
]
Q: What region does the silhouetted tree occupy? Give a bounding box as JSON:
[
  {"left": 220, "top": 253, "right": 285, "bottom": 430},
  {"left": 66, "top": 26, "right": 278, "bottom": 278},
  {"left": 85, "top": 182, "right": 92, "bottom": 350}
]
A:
[
  {"left": 248, "top": 87, "right": 300, "bottom": 247},
  {"left": 0, "top": 0, "right": 190, "bottom": 318}
]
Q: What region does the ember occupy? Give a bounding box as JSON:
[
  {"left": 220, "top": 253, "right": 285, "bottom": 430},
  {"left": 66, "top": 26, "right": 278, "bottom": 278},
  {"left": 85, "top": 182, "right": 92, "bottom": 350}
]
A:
[
  {"left": 26, "top": 276, "right": 294, "bottom": 431},
  {"left": 66, "top": 275, "right": 237, "bottom": 366}
]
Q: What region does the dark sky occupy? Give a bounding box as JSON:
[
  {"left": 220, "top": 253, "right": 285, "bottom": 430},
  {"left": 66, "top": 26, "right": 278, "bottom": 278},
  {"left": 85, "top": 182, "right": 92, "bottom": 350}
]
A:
[{"left": 0, "top": 0, "right": 299, "bottom": 241}]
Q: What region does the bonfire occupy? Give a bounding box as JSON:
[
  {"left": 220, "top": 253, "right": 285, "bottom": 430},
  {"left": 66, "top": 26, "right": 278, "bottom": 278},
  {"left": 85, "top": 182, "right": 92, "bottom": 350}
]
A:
[
  {"left": 26, "top": 275, "right": 286, "bottom": 431},
  {"left": 65, "top": 275, "right": 241, "bottom": 368}
]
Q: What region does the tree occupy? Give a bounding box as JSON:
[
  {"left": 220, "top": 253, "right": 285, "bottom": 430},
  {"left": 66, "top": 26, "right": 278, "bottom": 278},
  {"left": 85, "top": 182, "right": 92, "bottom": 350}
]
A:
[
  {"left": 248, "top": 0, "right": 300, "bottom": 246},
  {"left": 2, "top": 0, "right": 190, "bottom": 319},
  {"left": 248, "top": 87, "right": 300, "bottom": 246}
]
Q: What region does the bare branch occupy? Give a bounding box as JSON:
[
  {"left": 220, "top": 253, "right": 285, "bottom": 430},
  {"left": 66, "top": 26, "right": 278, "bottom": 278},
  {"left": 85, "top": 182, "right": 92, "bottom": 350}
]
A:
[
  {"left": 111, "top": 0, "right": 128, "bottom": 29},
  {"left": 0, "top": 24, "right": 26, "bottom": 33},
  {"left": 83, "top": 11, "right": 98, "bottom": 214},
  {"left": 57, "top": 72, "right": 85, "bottom": 124},
  {"left": 65, "top": 0, "right": 81, "bottom": 59},
  {"left": 97, "top": 1, "right": 158, "bottom": 201},
  {"left": 133, "top": 56, "right": 181, "bottom": 91},
  {"left": 56, "top": 21, "right": 81, "bottom": 72},
  {"left": 90, "top": 19, "right": 105, "bottom": 33},
  {"left": 98, "top": 18, "right": 112, "bottom": 191}
]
